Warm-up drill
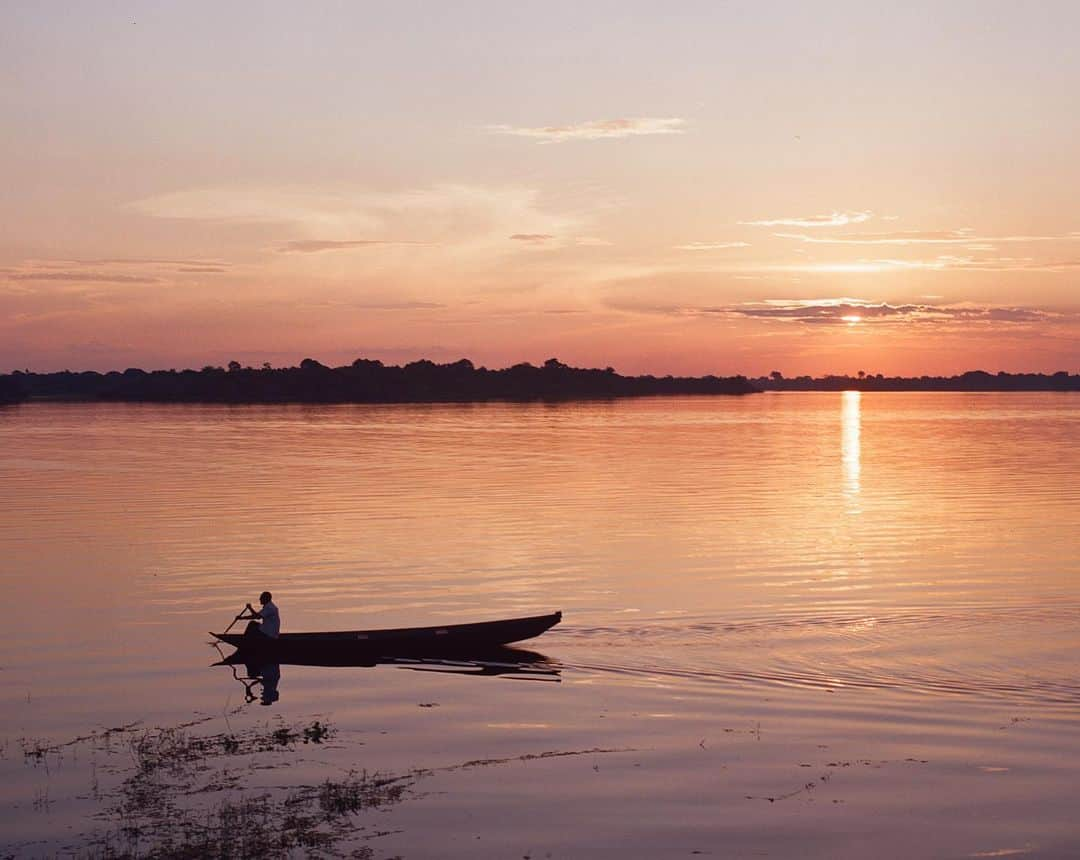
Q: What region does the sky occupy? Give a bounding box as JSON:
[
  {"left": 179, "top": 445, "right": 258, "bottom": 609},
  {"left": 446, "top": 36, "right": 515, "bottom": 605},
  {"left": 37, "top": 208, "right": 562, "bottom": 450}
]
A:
[{"left": 2, "top": 1, "right": 1078, "bottom": 376}]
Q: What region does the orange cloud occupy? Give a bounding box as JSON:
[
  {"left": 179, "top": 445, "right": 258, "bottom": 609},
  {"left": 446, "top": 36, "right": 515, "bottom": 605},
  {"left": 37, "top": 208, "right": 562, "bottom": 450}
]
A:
[
  {"left": 278, "top": 239, "right": 428, "bottom": 253},
  {"left": 487, "top": 117, "right": 686, "bottom": 143},
  {"left": 607, "top": 296, "right": 1071, "bottom": 328},
  {"left": 776, "top": 229, "right": 1080, "bottom": 246},
  {"left": 772, "top": 256, "right": 1080, "bottom": 273},
  {"left": 740, "top": 211, "right": 873, "bottom": 228},
  {"left": 675, "top": 242, "right": 751, "bottom": 251},
  {"left": 8, "top": 272, "right": 160, "bottom": 284}
]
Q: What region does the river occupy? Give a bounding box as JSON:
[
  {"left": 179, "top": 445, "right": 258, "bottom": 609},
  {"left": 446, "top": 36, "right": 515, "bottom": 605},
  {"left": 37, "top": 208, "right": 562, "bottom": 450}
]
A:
[{"left": 1, "top": 393, "right": 1078, "bottom": 857}]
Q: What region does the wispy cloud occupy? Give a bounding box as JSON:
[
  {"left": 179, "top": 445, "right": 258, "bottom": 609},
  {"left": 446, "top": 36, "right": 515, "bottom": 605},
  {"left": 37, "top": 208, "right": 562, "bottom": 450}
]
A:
[
  {"left": 81, "top": 258, "right": 230, "bottom": 268},
  {"left": 916, "top": 256, "right": 1080, "bottom": 272},
  {"left": 701, "top": 298, "right": 1060, "bottom": 326},
  {"left": 776, "top": 229, "right": 1080, "bottom": 246},
  {"left": 740, "top": 211, "right": 873, "bottom": 228},
  {"left": 573, "top": 236, "right": 614, "bottom": 247},
  {"left": 350, "top": 300, "right": 444, "bottom": 311},
  {"left": 278, "top": 239, "right": 428, "bottom": 253},
  {"left": 774, "top": 255, "right": 1080, "bottom": 273},
  {"left": 2, "top": 257, "right": 232, "bottom": 288},
  {"left": 675, "top": 241, "right": 751, "bottom": 251},
  {"left": 130, "top": 185, "right": 581, "bottom": 258},
  {"left": 7, "top": 272, "right": 160, "bottom": 284},
  {"left": 487, "top": 117, "right": 686, "bottom": 143},
  {"left": 303, "top": 298, "right": 445, "bottom": 311},
  {"left": 505, "top": 233, "right": 615, "bottom": 249},
  {"left": 606, "top": 296, "right": 1070, "bottom": 328},
  {"left": 21, "top": 258, "right": 229, "bottom": 272},
  {"left": 732, "top": 299, "right": 944, "bottom": 323}
]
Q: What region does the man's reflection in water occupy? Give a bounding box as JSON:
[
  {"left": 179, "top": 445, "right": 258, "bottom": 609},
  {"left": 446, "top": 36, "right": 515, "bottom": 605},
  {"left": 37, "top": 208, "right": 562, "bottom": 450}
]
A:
[
  {"left": 258, "top": 663, "right": 281, "bottom": 705},
  {"left": 244, "top": 662, "right": 281, "bottom": 706}
]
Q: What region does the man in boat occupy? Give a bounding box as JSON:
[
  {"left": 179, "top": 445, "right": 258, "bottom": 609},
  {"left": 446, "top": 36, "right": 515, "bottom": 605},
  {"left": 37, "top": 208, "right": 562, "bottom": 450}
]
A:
[{"left": 242, "top": 591, "right": 280, "bottom": 639}]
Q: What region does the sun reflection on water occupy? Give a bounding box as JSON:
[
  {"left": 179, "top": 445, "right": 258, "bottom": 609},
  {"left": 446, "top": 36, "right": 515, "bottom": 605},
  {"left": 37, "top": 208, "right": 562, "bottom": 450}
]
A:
[{"left": 842, "top": 390, "right": 861, "bottom": 510}]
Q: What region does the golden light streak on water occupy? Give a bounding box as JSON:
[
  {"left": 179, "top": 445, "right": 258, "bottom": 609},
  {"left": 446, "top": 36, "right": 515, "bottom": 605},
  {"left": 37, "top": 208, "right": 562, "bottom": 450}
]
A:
[{"left": 841, "top": 389, "right": 862, "bottom": 512}]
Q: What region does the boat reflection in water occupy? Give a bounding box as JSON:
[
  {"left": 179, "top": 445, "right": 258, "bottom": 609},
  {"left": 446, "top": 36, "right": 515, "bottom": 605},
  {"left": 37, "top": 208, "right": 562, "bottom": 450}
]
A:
[{"left": 214, "top": 645, "right": 560, "bottom": 705}]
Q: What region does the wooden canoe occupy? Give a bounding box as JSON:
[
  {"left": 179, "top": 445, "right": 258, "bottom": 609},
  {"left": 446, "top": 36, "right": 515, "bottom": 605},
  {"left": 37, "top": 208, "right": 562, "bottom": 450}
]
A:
[{"left": 212, "top": 611, "right": 561, "bottom": 658}]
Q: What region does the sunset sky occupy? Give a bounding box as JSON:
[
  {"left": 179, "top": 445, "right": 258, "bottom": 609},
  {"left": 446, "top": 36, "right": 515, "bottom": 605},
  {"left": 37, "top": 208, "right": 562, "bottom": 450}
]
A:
[{"left": 3, "top": 1, "right": 1078, "bottom": 376}]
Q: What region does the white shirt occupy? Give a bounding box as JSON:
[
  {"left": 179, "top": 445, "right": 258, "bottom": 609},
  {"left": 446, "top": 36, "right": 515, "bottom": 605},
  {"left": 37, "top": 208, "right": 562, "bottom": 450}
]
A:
[{"left": 259, "top": 600, "right": 280, "bottom": 638}]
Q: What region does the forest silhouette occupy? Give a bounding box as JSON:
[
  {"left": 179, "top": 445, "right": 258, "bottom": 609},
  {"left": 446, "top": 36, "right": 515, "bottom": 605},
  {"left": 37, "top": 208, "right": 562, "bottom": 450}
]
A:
[
  {"left": 1, "top": 359, "right": 1077, "bottom": 404},
  {"left": 0, "top": 357, "right": 754, "bottom": 403}
]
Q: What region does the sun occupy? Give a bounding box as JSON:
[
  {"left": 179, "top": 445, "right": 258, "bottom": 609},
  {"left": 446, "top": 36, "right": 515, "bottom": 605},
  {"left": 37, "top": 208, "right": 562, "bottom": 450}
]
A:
[{"left": 841, "top": 315, "right": 863, "bottom": 325}]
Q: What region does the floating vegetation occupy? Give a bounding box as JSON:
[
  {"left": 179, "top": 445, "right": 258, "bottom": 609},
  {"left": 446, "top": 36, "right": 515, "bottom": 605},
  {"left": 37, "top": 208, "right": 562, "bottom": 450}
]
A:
[
  {"left": 744, "top": 757, "right": 930, "bottom": 804},
  {"left": 70, "top": 721, "right": 396, "bottom": 858},
  {"left": 22, "top": 721, "right": 144, "bottom": 764},
  {"left": 91, "top": 774, "right": 403, "bottom": 859},
  {"left": 10, "top": 716, "right": 630, "bottom": 858},
  {"left": 745, "top": 772, "right": 831, "bottom": 803}
]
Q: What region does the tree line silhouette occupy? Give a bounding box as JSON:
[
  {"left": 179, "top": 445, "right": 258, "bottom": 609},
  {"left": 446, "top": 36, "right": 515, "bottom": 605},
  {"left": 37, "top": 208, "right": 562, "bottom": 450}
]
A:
[
  {"left": 2, "top": 360, "right": 1076, "bottom": 405},
  {"left": 0, "top": 358, "right": 756, "bottom": 403},
  {"left": 752, "top": 369, "right": 1079, "bottom": 392}
]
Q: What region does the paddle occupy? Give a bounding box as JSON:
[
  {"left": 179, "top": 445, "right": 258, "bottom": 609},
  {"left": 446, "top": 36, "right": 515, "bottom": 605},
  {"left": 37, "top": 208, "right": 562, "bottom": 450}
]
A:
[{"left": 222, "top": 603, "right": 257, "bottom": 635}]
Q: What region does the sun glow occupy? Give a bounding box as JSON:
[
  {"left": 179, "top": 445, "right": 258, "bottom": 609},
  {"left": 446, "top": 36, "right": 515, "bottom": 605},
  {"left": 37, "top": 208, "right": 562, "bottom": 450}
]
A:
[{"left": 841, "top": 315, "right": 863, "bottom": 325}]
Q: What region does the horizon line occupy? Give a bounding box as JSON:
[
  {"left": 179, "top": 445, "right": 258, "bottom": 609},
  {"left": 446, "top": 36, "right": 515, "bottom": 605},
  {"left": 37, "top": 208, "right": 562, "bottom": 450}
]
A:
[{"left": 4, "top": 358, "right": 1078, "bottom": 381}]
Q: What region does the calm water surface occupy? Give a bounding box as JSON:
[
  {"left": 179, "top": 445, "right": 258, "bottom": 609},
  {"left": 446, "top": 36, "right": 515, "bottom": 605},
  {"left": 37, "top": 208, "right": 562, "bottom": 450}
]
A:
[{"left": 1, "top": 393, "right": 1078, "bottom": 857}]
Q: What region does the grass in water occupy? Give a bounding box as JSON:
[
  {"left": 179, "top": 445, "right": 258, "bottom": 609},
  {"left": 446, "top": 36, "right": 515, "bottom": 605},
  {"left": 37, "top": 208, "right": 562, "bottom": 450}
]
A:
[{"left": 14, "top": 716, "right": 628, "bottom": 858}]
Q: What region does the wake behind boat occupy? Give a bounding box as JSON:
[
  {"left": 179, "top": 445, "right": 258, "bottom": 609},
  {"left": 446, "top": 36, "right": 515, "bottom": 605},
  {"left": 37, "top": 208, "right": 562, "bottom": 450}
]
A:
[{"left": 212, "top": 611, "right": 562, "bottom": 660}]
